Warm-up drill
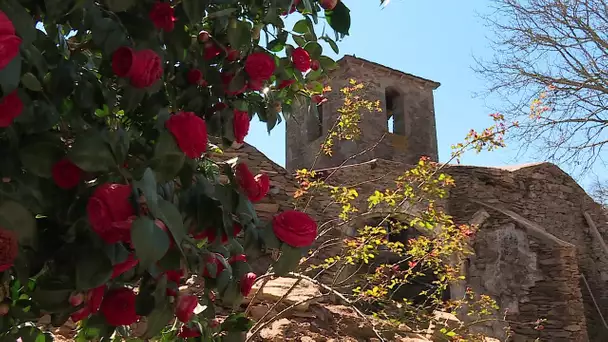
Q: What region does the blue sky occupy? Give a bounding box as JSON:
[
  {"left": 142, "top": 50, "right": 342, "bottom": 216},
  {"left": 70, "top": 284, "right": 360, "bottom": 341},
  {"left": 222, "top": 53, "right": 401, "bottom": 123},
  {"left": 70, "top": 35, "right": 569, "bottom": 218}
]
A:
[{"left": 245, "top": 1, "right": 601, "bottom": 190}]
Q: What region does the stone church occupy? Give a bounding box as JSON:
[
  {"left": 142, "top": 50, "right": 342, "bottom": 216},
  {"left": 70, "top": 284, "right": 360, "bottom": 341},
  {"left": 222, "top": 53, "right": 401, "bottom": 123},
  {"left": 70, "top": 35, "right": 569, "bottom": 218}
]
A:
[{"left": 215, "top": 56, "right": 608, "bottom": 341}]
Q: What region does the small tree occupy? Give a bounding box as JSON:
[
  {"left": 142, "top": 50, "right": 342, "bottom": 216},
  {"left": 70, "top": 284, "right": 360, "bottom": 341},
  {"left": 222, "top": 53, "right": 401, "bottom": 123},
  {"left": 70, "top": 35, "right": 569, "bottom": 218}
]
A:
[{"left": 246, "top": 81, "right": 522, "bottom": 342}]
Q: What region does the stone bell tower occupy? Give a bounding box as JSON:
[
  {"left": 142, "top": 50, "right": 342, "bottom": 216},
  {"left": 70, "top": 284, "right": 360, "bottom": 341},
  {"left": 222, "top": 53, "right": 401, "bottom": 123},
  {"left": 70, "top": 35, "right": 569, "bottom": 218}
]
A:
[{"left": 285, "top": 55, "right": 440, "bottom": 172}]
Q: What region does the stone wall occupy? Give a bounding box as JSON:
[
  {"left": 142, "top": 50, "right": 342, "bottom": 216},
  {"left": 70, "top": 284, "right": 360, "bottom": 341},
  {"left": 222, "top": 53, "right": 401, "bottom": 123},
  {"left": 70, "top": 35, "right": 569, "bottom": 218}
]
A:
[
  {"left": 465, "top": 219, "right": 588, "bottom": 341},
  {"left": 446, "top": 163, "right": 608, "bottom": 341},
  {"left": 285, "top": 55, "right": 440, "bottom": 172},
  {"left": 217, "top": 139, "right": 607, "bottom": 341},
  {"left": 298, "top": 159, "right": 603, "bottom": 341}
]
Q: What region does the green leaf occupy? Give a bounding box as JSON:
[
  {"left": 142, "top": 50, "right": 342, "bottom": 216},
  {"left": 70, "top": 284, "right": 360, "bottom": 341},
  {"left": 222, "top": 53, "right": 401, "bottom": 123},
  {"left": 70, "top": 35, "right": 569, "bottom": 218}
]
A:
[
  {"left": 304, "top": 42, "right": 322, "bottom": 60},
  {"left": 221, "top": 312, "right": 253, "bottom": 332},
  {"left": 157, "top": 199, "right": 186, "bottom": 250},
  {"left": 103, "top": 128, "right": 130, "bottom": 166},
  {"left": 15, "top": 100, "right": 60, "bottom": 135},
  {"left": 143, "top": 299, "right": 174, "bottom": 338},
  {"left": 273, "top": 244, "right": 302, "bottom": 276},
  {"left": 222, "top": 332, "right": 247, "bottom": 342},
  {"left": 227, "top": 20, "right": 252, "bottom": 50},
  {"left": 131, "top": 217, "right": 171, "bottom": 268},
  {"left": 267, "top": 39, "right": 285, "bottom": 52},
  {"left": 122, "top": 86, "right": 146, "bottom": 112},
  {"left": 75, "top": 249, "right": 113, "bottom": 290},
  {"left": 152, "top": 131, "right": 186, "bottom": 182},
  {"left": 0, "top": 200, "right": 37, "bottom": 248},
  {"left": 21, "top": 72, "right": 43, "bottom": 91},
  {"left": 319, "top": 56, "right": 338, "bottom": 70},
  {"left": 105, "top": 0, "right": 135, "bottom": 12},
  {"left": 216, "top": 269, "right": 231, "bottom": 292},
  {"left": 0, "top": 0, "right": 36, "bottom": 45},
  {"left": 293, "top": 35, "right": 306, "bottom": 47},
  {"left": 325, "top": 1, "right": 351, "bottom": 36},
  {"left": 260, "top": 224, "right": 281, "bottom": 250},
  {"left": 293, "top": 19, "right": 310, "bottom": 34},
  {"left": 21, "top": 45, "right": 48, "bottom": 79},
  {"left": 0, "top": 55, "right": 22, "bottom": 95},
  {"left": 68, "top": 132, "right": 116, "bottom": 172},
  {"left": 227, "top": 70, "right": 247, "bottom": 94},
  {"left": 183, "top": 0, "right": 209, "bottom": 24},
  {"left": 220, "top": 281, "right": 242, "bottom": 308},
  {"left": 321, "top": 36, "right": 339, "bottom": 54},
  {"left": 236, "top": 194, "right": 258, "bottom": 225},
  {"left": 8, "top": 327, "right": 53, "bottom": 342},
  {"left": 44, "top": 0, "right": 73, "bottom": 22},
  {"left": 19, "top": 140, "right": 63, "bottom": 178},
  {"left": 134, "top": 168, "right": 160, "bottom": 214}
]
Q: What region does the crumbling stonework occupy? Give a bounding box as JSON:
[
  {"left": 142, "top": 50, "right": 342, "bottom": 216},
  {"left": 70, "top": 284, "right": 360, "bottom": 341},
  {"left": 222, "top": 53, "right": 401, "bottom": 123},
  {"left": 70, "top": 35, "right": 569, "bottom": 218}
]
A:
[{"left": 220, "top": 57, "right": 608, "bottom": 341}]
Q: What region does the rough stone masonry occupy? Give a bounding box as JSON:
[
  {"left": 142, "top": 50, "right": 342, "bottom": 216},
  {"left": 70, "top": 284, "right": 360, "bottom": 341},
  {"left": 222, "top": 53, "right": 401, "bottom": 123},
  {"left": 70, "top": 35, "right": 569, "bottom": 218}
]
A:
[{"left": 220, "top": 56, "right": 608, "bottom": 341}]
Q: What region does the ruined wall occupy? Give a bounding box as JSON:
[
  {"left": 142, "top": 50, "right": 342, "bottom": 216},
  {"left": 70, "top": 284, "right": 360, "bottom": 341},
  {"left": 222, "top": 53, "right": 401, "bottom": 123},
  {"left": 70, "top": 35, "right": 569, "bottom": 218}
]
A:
[
  {"left": 446, "top": 163, "right": 608, "bottom": 341},
  {"left": 218, "top": 140, "right": 605, "bottom": 341},
  {"left": 300, "top": 160, "right": 600, "bottom": 341},
  {"left": 285, "top": 56, "right": 439, "bottom": 172},
  {"left": 466, "top": 219, "right": 588, "bottom": 341}
]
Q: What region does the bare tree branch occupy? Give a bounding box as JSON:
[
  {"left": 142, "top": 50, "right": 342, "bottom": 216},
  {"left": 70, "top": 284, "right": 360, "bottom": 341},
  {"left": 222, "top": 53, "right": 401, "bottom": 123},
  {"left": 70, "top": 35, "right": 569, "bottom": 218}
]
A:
[{"left": 475, "top": 0, "right": 608, "bottom": 174}]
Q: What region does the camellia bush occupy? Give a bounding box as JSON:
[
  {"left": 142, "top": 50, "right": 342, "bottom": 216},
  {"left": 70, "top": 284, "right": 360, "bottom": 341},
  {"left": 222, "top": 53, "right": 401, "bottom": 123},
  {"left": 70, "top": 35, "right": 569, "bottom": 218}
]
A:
[{"left": 0, "top": 0, "right": 351, "bottom": 340}]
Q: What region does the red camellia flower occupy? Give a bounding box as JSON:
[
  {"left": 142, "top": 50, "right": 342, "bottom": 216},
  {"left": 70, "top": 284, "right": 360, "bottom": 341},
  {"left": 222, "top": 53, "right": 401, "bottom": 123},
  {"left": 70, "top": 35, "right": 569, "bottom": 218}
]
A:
[
  {"left": 112, "top": 47, "right": 163, "bottom": 88},
  {"left": 187, "top": 69, "right": 203, "bottom": 85},
  {"left": 277, "top": 79, "right": 296, "bottom": 89},
  {"left": 311, "top": 60, "right": 320, "bottom": 71},
  {"left": 100, "top": 287, "right": 139, "bottom": 326},
  {"left": 111, "top": 254, "right": 139, "bottom": 279},
  {"left": 272, "top": 210, "right": 318, "bottom": 247},
  {"left": 235, "top": 163, "right": 270, "bottom": 202},
  {"left": 244, "top": 52, "right": 276, "bottom": 82},
  {"left": 0, "top": 11, "right": 21, "bottom": 70},
  {"left": 291, "top": 47, "right": 311, "bottom": 73},
  {"left": 178, "top": 326, "right": 202, "bottom": 338},
  {"left": 256, "top": 173, "right": 270, "bottom": 197},
  {"left": 112, "top": 46, "right": 136, "bottom": 78},
  {"left": 228, "top": 254, "right": 247, "bottom": 264},
  {"left": 198, "top": 31, "right": 210, "bottom": 42},
  {"left": 166, "top": 269, "right": 184, "bottom": 284},
  {"left": 227, "top": 48, "right": 240, "bottom": 61},
  {"left": 71, "top": 285, "right": 106, "bottom": 323},
  {"left": 130, "top": 49, "right": 163, "bottom": 88},
  {"left": 175, "top": 295, "right": 198, "bottom": 323},
  {"left": 149, "top": 2, "right": 176, "bottom": 32},
  {"left": 0, "top": 228, "right": 17, "bottom": 272},
  {"left": 165, "top": 111, "right": 208, "bottom": 159},
  {"left": 0, "top": 90, "right": 23, "bottom": 128},
  {"left": 87, "top": 183, "right": 135, "bottom": 244},
  {"left": 52, "top": 158, "right": 83, "bottom": 190},
  {"left": 320, "top": 0, "right": 339, "bottom": 10},
  {"left": 233, "top": 110, "right": 250, "bottom": 144},
  {"left": 203, "top": 42, "right": 222, "bottom": 60},
  {"left": 240, "top": 272, "right": 257, "bottom": 296}
]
